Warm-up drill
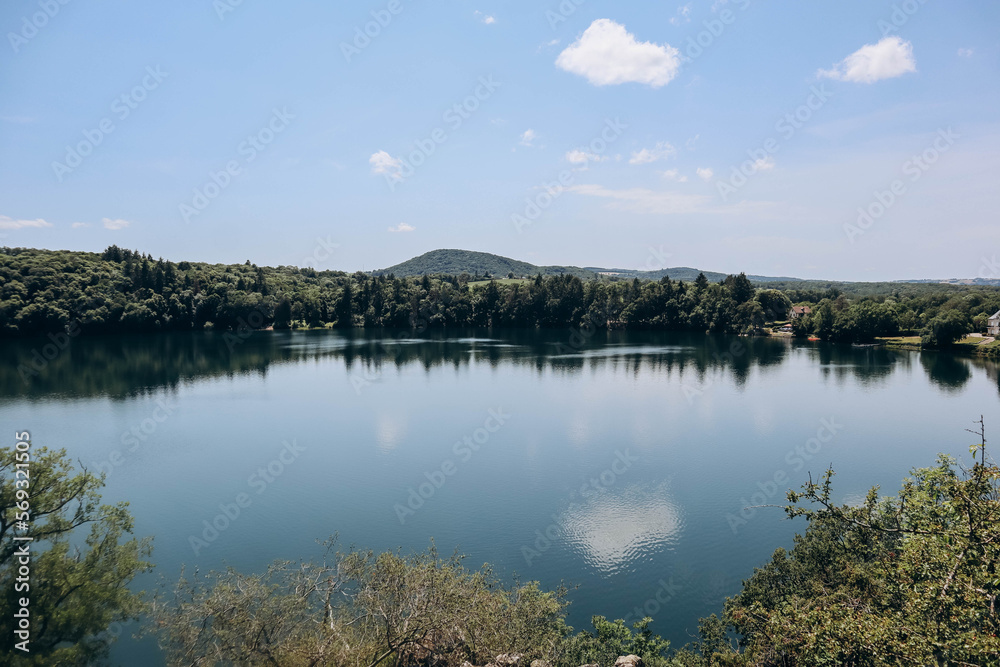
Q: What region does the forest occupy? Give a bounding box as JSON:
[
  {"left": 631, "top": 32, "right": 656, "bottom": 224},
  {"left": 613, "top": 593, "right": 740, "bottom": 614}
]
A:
[{"left": 1, "top": 246, "right": 998, "bottom": 349}]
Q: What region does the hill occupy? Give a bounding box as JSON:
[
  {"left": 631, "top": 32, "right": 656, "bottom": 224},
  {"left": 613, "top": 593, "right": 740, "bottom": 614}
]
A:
[
  {"left": 372, "top": 249, "right": 597, "bottom": 279},
  {"left": 373, "top": 249, "right": 801, "bottom": 283}
]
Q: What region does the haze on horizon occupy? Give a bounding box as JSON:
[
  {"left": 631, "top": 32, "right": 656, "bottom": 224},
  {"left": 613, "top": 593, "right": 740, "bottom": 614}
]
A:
[{"left": 1, "top": 0, "right": 998, "bottom": 282}]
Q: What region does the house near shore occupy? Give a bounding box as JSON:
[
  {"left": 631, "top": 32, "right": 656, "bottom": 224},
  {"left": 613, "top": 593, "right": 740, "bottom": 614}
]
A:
[
  {"left": 989, "top": 310, "right": 1000, "bottom": 336},
  {"left": 790, "top": 305, "right": 812, "bottom": 320}
]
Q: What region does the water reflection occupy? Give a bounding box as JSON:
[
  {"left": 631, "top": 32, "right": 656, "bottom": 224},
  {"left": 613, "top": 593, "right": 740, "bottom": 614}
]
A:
[
  {"left": 919, "top": 351, "right": 973, "bottom": 392},
  {"left": 1, "top": 328, "right": 993, "bottom": 400},
  {"left": 560, "top": 482, "right": 683, "bottom": 576}
]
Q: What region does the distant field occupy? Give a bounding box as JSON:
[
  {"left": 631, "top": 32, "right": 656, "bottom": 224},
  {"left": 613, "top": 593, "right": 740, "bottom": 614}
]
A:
[
  {"left": 877, "top": 336, "right": 923, "bottom": 350},
  {"left": 955, "top": 336, "right": 998, "bottom": 347},
  {"left": 467, "top": 278, "right": 533, "bottom": 287}
]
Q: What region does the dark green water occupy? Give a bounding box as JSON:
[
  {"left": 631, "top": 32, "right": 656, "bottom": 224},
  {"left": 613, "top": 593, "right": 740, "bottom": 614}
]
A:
[{"left": 2, "top": 329, "right": 997, "bottom": 663}]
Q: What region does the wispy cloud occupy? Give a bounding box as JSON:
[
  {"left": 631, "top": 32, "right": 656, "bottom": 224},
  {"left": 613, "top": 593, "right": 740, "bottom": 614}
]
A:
[
  {"left": 565, "top": 149, "right": 607, "bottom": 168},
  {"left": 474, "top": 10, "right": 495, "bottom": 24},
  {"left": 102, "top": 218, "right": 131, "bottom": 230},
  {"left": 696, "top": 167, "right": 714, "bottom": 181},
  {"left": 556, "top": 19, "right": 681, "bottom": 88},
  {"left": 629, "top": 141, "right": 676, "bottom": 165},
  {"left": 957, "top": 48, "right": 973, "bottom": 58},
  {"left": 669, "top": 4, "right": 691, "bottom": 26},
  {"left": 537, "top": 38, "right": 560, "bottom": 53},
  {"left": 661, "top": 169, "right": 687, "bottom": 182},
  {"left": 519, "top": 129, "right": 537, "bottom": 147},
  {"left": 818, "top": 36, "right": 916, "bottom": 83},
  {"left": 568, "top": 184, "right": 712, "bottom": 215},
  {"left": 388, "top": 222, "right": 415, "bottom": 233},
  {"left": 0, "top": 215, "right": 52, "bottom": 230},
  {"left": 72, "top": 222, "right": 90, "bottom": 228}
]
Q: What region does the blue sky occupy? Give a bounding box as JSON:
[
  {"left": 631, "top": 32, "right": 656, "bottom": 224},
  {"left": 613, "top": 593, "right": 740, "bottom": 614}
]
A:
[{"left": 1, "top": 0, "right": 998, "bottom": 281}]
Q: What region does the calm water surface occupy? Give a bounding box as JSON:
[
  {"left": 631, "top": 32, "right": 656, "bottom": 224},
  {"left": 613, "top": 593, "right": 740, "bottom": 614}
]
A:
[{"left": 2, "top": 329, "right": 997, "bottom": 663}]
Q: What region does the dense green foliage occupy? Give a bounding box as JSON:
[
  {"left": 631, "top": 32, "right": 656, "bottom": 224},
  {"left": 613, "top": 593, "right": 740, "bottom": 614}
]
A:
[
  {"left": 791, "top": 291, "right": 999, "bottom": 346},
  {"left": 711, "top": 446, "right": 1000, "bottom": 666},
  {"left": 0, "top": 444, "right": 152, "bottom": 664},
  {"left": 0, "top": 247, "right": 777, "bottom": 337},
  {"left": 2, "top": 247, "right": 997, "bottom": 349}
]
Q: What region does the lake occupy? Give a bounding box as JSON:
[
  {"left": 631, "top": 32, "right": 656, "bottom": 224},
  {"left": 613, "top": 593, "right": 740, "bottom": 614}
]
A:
[{"left": 2, "top": 329, "right": 998, "bottom": 664}]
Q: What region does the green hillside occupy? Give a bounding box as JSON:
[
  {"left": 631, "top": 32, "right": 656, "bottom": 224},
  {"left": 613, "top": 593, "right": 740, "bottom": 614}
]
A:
[
  {"left": 372, "top": 249, "right": 597, "bottom": 279},
  {"left": 373, "top": 249, "right": 799, "bottom": 283}
]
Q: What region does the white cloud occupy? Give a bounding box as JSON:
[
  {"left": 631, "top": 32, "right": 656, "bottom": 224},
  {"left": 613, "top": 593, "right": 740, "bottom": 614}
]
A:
[
  {"left": 670, "top": 4, "right": 691, "bottom": 26},
  {"left": 388, "top": 223, "right": 415, "bottom": 233},
  {"left": 0, "top": 215, "right": 52, "bottom": 230},
  {"left": 370, "top": 150, "right": 403, "bottom": 180},
  {"left": 753, "top": 157, "right": 775, "bottom": 171},
  {"left": 685, "top": 134, "right": 700, "bottom": 151},
  {"left": 565, "top": 149, "right": 606, "bottom": 167},
  {"left": 958, "top": 48, "right": 974, "bottom": 58},
  {"left": 519, "top": 129, "right": 537, "bottom": 147},
  {"left": 71, "top": 222, "right": 90, "bottom": 228},
  {"left": 568, "top": 184, "right": 712, "bottom": 215},
  {"left": 661, "top": 169, "right": 687, "bottom": 182},
  {"left": 475, "top": 10, "right": 495, "bottom": 24},
  {"left": 629, "top": 141, "right": 676, "bottom": 164},
  {"left": 818, "top": 36, "right": 916, "bottom": 83},
  {"left": 102, "top": 218, "right": 131, "bottom": 230},
  {"left": 696, "top": 167, "right": 714, "bottom": 181},
  {"left": 556, "top": 19, "right": 681, "bottom": 88}
]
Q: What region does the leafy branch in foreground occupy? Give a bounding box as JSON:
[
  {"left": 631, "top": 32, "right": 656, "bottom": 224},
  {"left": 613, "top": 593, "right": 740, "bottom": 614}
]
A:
[
  {"left": 0, "top": 446, "right": 153, "bottom": 665},
  {"left": 718, "top": 418, "right": 1000, "bottom": 666},
  {"left": 148, "top": 540, "right": 577, "bottom": 667}
]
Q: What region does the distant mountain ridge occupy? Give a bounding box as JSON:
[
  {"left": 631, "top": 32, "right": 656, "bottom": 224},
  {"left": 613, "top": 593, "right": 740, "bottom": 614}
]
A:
[{"left": 372, "top": 249, "right": 802, "bottom": 283}]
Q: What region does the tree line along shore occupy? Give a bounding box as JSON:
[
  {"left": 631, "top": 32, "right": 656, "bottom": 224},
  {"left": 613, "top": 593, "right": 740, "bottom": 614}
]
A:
[{"left": 1, "top": 246, "right": 997, "bottom": 357}]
